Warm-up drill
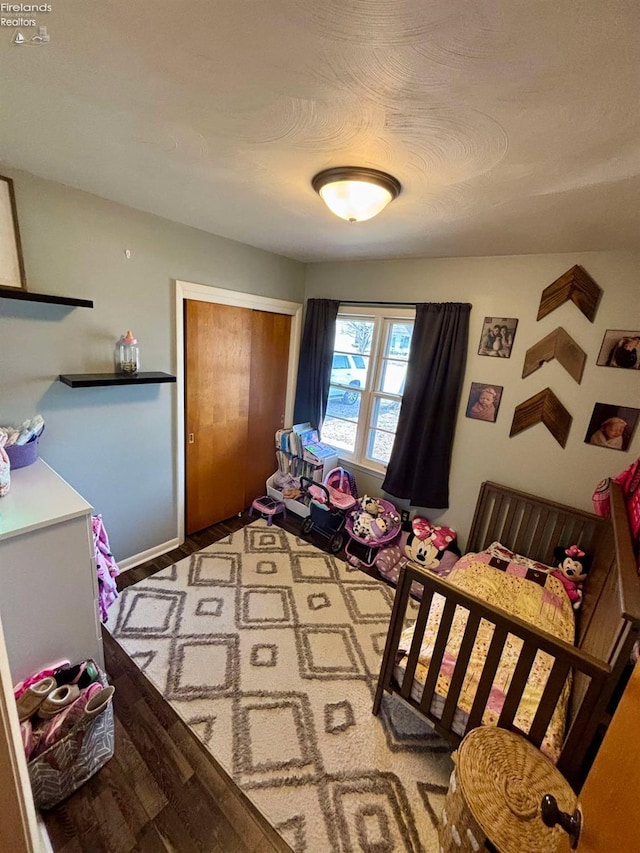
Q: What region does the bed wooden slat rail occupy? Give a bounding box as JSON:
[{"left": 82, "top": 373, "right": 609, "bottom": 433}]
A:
[
  {"left": 373, "top": 480, "right": 640, "bottom": 791},
  {"left": 467, "top": 481, "right": 603, "bottom": 566}
]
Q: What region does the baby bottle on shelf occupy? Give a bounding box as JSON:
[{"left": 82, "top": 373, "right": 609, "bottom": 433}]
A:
[{"left": 115, "top": 330, "right": 140, "bottom": 375}]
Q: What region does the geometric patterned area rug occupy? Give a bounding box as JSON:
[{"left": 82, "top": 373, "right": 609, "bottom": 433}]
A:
[{"left": 106, "top": 521, "right": 453, "bottom": 852}]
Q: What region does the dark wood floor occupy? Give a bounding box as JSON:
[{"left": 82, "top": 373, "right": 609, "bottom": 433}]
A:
[
  {"left": 43, "top": 512, "right": 292, "bottom": 852},
  {"left": 43, "top": 509, "right": 372, "bottom": 852}
]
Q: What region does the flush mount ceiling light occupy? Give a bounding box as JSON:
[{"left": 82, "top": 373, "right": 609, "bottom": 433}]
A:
[{"left": 312, "top": 166, "right": 401, "bottom": 223}]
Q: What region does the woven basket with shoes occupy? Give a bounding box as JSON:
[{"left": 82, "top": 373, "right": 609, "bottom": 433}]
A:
[
  {"left": 438, "top": 727, "right": 579, "bottom": 853},
  {"left": 27, "top": 662, "right": 115, "bottom": 809}
]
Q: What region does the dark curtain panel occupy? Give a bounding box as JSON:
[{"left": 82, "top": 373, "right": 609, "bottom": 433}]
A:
[
  {"left": 293, "top": 298, "right": 340, "bottom": 430},
  {"left": 383, "top": 302, "right": 471, "bottom": 508}
]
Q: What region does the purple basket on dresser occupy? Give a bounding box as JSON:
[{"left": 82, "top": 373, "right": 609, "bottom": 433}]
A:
[{"left": 5, "top": 426, "right": 44, "bottom": 469}]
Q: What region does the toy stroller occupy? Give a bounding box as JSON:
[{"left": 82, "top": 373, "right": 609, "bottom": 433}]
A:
[{"left": 299, "top": 467, "right": 358, "bottom": 554}]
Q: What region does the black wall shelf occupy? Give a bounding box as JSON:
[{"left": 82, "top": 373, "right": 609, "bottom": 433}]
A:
[
  {"left": 0, "top": 289, "right": 93, "bottom": 308},
  {"left": 59, "top": 372, "right": 176, "bottom": 388}
]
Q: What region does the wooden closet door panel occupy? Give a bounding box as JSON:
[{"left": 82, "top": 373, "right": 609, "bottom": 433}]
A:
[
  {"left": 185, "top": 300, "right": 251, "bottom": 533},
  {"left": 245, "top": 310, "right": 291, "bottom": 504}
]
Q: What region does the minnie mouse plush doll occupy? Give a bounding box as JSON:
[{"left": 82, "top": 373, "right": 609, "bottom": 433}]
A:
[
  {"left": 552, "top": 545, "right": 592, "bottom": 610},
  {"left": 405, "top": 518, "right": 460, "bottom": 574}
]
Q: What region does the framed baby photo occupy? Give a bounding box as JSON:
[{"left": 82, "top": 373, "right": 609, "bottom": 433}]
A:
[
  {"left": 584, "top": 402, "right": 640, "bottom": 451},
  {"left": 0, "top": 175, "right": 26, "bottom": 291},
  {"left": 477, "top": 317, "right": 518, "bottom": 358},
  {"left": 465, "top": 382, "right": 503, "bottom": 423},
  {"left": 596, "top": 329, "right": 640, "bottom": 370}
]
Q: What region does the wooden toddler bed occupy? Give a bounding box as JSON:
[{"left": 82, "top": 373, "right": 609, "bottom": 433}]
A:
[{"left": 373, "top": 480, "right": 640, "bottom": 790}]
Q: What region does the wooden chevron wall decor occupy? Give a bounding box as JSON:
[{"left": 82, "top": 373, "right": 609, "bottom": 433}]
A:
[
  {"left": 522, "top": 327, "right": 587, "bottom": 383},
  {"left": 537, "top": 265, "right": 603, "bottom": 322},
  {"left": 510, "top": 387, "right": 572, "bottom": 447}
]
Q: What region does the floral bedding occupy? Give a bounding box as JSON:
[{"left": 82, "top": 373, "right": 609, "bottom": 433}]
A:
[{"left": 394, "top": 552, "right": 576, "bottom": 761}]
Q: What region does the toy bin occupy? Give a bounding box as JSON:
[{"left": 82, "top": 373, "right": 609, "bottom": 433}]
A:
[
  {"left": 27, "top": 663, "right": 115, "bottom": 809},
  {"left": 6, "top": 427, "right": 44, "bottom": 470},
  {"left": 439, "top": 727, "right": 579, "bottom": 853}
]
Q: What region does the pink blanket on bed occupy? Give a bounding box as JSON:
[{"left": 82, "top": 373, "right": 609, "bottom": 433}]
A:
[{"left": 395, "top": 553, "right": 576, "bottom": 761}]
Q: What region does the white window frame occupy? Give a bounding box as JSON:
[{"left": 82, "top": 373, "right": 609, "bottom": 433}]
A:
[{"left": 324, "top": 305, "right": 415, "bottom": 474}]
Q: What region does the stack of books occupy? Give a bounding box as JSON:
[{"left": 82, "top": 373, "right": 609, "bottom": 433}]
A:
[{"left": 274, "top": 424, "right": 337, "bottom": 482}]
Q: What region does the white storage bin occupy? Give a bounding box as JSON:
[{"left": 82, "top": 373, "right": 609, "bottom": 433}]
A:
[{"left": 266, "top": 473, "right": 311, "bottom": 518}]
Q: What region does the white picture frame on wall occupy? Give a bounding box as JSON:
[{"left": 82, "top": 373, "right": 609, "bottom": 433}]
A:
[{"left": 0, "top": 175, "right": 26, "bottom": 291}]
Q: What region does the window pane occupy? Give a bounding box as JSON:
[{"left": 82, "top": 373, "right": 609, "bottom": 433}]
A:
[
  {"left": 329, "top": 312, "right": 414, "bottom": 469},
  {"left": 326, "top": 389, "right": 361, "bottom": 421},
  {"left": 332, "top": 354, "right": 349, "bottom": 370},
  {"left": 386, "top": 322, "right": 413, "bottom": 358},
  {"left": 379, "top": 359, "right": 407, "bottom": 395},
  {"left": 330, "top": 353, "right": 369, "bottom": 390},
  {"left": 371, "top": 397, "right": 401, "bottom": 433},
  {"left": 335, "top": 318, "right": 374, "bottom": 355},
  {"left": 321, "top": 415, "right": 357, "bottom": 453},
  {"left": 367, "top": 428, "right": 395, "bottom": 465}
]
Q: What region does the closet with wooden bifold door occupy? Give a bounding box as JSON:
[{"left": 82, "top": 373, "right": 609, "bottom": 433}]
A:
[{"left": 185, "top": 299, "right": 291, "bottom": 534}]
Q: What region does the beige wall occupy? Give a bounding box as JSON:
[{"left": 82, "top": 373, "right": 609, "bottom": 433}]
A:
[
  {"left": 305, "top": 252, "right": 640, "bottom": 546},
  {"left": 2, "top": 164, "right": 637, "bottom": 556}
]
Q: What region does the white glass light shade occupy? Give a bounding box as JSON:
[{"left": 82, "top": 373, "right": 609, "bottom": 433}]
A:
[
  {"left": 312, "top": 167, "right": 401, "bottom": 223},
  {"left": 319, "top": 180, "right": 392, "bottom": 222}
]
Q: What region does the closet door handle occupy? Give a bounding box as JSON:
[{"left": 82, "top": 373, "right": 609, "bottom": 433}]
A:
[{"left": 188, "top": 433, "right": 195, "bottom": 444}]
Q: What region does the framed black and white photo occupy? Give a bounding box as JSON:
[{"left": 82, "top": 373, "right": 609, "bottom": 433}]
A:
[
  {"left": 584, "top": 402, "right": 640, "bottom": 451},
  {"left": 477, "top": 317, "right": 518, "bottom": 358},
  {"left": 596, "top": 329, "right": 640, "bottom": 370},
  {"left": 0, "top": 175, "right": 26, "bottom": 291},
  {"left": 465, "top": 382, "right": 503, "bottom": 423}
]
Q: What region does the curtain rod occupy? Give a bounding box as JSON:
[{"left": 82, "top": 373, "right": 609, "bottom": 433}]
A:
[{"left": 338, "top": 300, "right": 416, "bottom": 307}]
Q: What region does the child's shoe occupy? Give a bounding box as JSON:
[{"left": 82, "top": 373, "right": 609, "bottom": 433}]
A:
[
  {"left": 84, "top": 685, "right": 115, "bottom": 719},
  {"left": 37, "top": 684, "right": 80, "bottom": 719},
  {"left": 15, "top": 677, "right": 56, "bottom": 722},
  {"left": 33, "top": 683, "right": 114, "bottom": 756},
  {"left": 13, "top": 660, "right": 70, "bottom": 701}
]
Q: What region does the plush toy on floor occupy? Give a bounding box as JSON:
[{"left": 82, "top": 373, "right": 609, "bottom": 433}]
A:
[
  {"left": 373, "top": 516, "right": 460, "bottom": 598},
  {"left": 405, "top": 518, "right": 459, "bottom": 571},
  {"left": 551, "top": 545, "right": 591, "bottom": 609},
  {"left": 360, "top": 495, "right": 384, "bottom": 517},
  {"left": 351, "top": 506, "right": 390, "bottom": 541}
]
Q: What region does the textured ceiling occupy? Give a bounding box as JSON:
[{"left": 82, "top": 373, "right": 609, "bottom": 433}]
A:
[{"left": 1, "top": 0, "right": 639, "bottom": 261}]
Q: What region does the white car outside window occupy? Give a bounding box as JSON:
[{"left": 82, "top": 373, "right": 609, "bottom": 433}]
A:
[{"left": 329, "top": 353, "right": 368, "bottom": 404}]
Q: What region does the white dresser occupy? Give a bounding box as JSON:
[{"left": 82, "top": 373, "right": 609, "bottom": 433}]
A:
[{"left": 0, "top": 459, "right": 104, "bottom": 685}]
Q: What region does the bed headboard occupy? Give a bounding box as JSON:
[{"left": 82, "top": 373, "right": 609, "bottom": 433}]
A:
[
  {"left": 467, "top": 481, "right": 640, "bottom": 647},
  {"left": 467, "top": 480, "right": 603, "bottom": 567}
]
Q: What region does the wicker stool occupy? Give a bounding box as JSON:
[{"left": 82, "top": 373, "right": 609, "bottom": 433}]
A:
[{"left": 439, "top": 727, "right": 579, "bottom": 853}]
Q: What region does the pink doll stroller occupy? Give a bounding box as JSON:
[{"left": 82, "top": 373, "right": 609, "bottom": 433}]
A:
[
  {"left": 345, "top": 496, "right": 401, "bottom": 567},
  {"left": 299, "top": 467, "right": 358, "bottom": 553}
]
